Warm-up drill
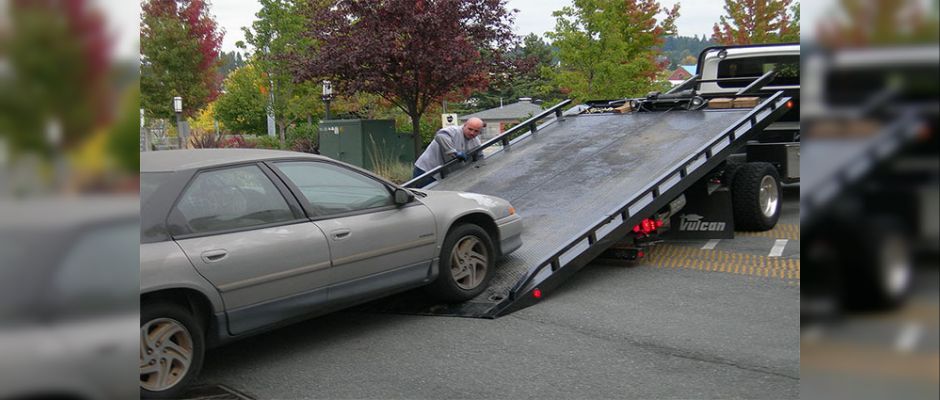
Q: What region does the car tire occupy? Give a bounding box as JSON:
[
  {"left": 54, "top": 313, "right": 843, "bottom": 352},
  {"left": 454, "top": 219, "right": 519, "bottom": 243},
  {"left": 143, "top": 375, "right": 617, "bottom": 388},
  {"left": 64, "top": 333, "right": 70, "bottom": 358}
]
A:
[
  {"left": 732, "top": 162, "right": 781, "bottom": 231},
  {"left": 140, "top": 302, "right": 205, "bottom": 399},
  {"left": 426, "top": 224, "right": 495, "bottom": 303}
]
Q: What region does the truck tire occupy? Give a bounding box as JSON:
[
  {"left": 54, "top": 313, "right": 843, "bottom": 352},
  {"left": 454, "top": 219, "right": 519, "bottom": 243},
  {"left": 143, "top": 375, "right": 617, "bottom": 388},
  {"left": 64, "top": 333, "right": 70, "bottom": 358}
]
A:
[
  {"left": 426, "top": 224, "right": 495, "bottom": 303},
  {"left": 140, "top": 302, "right": 205, "bottom": 399},
  {"left": 843, "top": 220, "right": 913, "bottom": 310},
  {"left": 731, "top": 162, "right": 781, "bottom": 231}
]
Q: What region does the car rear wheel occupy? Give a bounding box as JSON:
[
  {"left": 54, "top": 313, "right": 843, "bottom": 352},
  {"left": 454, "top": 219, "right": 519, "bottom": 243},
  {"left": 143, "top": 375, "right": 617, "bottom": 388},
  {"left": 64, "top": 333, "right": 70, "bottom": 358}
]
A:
[
  {"left": 426, "top": 224, "right": 495, "bottom": 303},
  {"left": 140, "top": 302, "right": 204, "bottom": 399}
]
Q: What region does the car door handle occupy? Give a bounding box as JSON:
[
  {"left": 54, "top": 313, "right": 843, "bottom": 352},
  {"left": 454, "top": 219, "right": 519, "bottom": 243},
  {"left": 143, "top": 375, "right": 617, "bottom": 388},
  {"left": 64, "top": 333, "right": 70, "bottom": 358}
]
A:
[
  {"left": 201, "top": 249, "right": 228, "bottom": 263},
  {"left": 331, "top": 229, "right": 351, "bottom": 240}
]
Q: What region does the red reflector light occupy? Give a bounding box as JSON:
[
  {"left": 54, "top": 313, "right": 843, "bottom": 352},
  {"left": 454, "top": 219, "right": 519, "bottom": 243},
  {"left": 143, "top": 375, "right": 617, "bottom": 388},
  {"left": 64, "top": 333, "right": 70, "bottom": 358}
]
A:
[
  {"left": 533, "top": 288, "right": 542, "bottom": 299},
  {"left": 655, "top": 219, "right": 664, "bottom": 228},
  {"left": 637, "top": 250, "right": 645, "bottom": 258},
  {"left": 633, "top": 225, "right": 641, "bottom": 233},
  {"left": 786, "top": 100, "right": 794, "bottom": 109}
]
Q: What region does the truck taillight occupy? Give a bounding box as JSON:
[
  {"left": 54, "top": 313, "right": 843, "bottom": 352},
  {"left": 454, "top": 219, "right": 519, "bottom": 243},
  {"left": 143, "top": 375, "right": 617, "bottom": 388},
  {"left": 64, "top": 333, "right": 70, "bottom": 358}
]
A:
[{"left": 633, "top": 218, "right": 663, "bottom": 235}]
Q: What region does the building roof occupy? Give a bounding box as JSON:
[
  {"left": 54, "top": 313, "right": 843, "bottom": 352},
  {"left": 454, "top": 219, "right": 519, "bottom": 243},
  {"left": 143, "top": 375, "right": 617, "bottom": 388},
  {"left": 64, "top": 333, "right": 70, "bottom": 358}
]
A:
[
  {"left": 141, "top": 149, "right": 323, "bottom": 172},
  {"left": 460, "top": 99, "right": 544, "bottom": 121}
]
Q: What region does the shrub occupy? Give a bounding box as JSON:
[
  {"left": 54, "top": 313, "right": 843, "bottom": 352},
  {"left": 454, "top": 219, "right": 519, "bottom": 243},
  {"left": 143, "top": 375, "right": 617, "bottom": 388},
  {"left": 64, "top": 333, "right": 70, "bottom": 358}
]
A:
[
  {"left": 250, "top": 135, "right": 282, "bottom": 149},
  {"left": 288, "top": 122, "right": 319, "bottom": 153},
  {"left": 221, "top": 136, "right": 256, "bottom": 149}
]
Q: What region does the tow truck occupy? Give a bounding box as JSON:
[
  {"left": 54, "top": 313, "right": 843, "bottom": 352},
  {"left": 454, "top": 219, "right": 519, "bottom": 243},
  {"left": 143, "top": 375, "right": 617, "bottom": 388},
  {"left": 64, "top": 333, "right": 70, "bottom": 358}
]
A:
[{"left": 361, "top": 44, "right": 799, "bottom": 318}]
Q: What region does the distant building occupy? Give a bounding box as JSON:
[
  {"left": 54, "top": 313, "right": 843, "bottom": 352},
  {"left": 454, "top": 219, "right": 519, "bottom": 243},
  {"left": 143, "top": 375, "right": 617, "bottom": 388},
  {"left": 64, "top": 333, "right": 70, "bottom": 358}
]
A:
[
  {"left": 460, "top": 98, "right": 544, "bottom": 140},
  {"left": 668, "top": 65, "right": 697, "bottom": 86}
]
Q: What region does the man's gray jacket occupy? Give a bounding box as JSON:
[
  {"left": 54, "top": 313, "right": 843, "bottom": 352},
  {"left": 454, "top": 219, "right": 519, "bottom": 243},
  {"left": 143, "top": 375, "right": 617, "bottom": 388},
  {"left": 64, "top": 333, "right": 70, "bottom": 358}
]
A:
[{"left": 414, "top": 125, "right": 482, "bottom": 177}]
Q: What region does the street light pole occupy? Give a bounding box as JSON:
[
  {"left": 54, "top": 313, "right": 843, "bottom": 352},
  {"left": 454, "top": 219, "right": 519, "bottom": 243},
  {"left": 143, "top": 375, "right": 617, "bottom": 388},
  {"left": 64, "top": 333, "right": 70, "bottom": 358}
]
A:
[
  {"left": 173, "top": 96, "right": 185, "bottom": 148},
  {"left": 322, "top": 80, "right": 333, "bottom": 120}
]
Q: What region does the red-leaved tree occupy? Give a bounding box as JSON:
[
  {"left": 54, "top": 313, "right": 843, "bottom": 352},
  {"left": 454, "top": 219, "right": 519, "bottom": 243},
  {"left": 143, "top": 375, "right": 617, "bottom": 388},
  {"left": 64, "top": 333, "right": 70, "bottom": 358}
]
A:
[
  {"left": 292, "top": 0, "right": 517, "bottom": 158},
  {"left": 141, "top": 0, "right": 223, "bottom": 119}
]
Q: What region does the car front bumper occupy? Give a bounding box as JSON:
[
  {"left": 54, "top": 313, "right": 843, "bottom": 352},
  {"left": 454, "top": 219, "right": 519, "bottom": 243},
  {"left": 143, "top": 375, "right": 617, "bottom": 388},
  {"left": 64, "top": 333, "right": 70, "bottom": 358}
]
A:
[{"left": 496, "top": 214, "right": 523, "bottom": 256}]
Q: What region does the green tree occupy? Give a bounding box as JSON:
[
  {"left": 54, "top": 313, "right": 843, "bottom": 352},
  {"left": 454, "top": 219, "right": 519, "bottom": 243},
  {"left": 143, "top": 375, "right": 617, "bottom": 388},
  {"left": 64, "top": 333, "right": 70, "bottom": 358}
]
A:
[
  {"left": 711, "top": 0, "right": 798, "bottom": 45},
  {"left": 141, "top": 0, "right": 224, "bottom": 119},
  {"left": 240, "top": 0, "right": 322, "bottom": 148},
  {"left": 662, "top": 35, "right": 713, "bottom": 68},
  {"left": 214, "top": 64, "right": 268, "bottom": 135},
  {"left": 468, "top": 34, "right": 563, "bottom": 110},
  {"left": 547, "top": 0, "right": 680, "bottom": 102},
  {"left": 218, "top": 51, "right": 246, "bottom": 78}
]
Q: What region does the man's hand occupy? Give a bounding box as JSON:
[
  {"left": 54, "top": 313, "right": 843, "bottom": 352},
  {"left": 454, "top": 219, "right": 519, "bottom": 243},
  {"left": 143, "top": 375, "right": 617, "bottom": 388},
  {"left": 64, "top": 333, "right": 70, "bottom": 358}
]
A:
[{"left": 454, "top": 151, "right": 468, "bottom": 161}]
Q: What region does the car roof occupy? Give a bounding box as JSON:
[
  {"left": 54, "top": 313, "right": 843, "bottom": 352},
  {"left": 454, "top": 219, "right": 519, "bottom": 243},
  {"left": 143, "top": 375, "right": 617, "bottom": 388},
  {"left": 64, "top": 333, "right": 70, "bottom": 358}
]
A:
[{"left": 140, "top": 149, "right": 325, "bottom": 173}]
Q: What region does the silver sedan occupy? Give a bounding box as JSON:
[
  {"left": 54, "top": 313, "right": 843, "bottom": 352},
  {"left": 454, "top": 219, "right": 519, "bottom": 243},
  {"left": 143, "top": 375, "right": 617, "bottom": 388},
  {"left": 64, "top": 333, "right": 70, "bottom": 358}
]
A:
[{"left": 139, "top": 149, "right": 522, "bottom": 398}]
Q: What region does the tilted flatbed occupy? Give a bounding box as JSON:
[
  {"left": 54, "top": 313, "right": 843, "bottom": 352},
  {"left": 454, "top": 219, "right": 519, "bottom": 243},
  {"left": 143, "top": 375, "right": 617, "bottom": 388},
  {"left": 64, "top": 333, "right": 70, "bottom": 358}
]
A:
[{"left": 359, "top": 92, "right": 791, "bottom": 318}]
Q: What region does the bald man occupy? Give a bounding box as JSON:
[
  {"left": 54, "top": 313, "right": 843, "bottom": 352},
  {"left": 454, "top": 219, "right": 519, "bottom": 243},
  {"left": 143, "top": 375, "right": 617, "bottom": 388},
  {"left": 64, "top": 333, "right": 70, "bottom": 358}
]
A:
[{"left": 412, "top": 117, "right": 485, "bottom": 187}]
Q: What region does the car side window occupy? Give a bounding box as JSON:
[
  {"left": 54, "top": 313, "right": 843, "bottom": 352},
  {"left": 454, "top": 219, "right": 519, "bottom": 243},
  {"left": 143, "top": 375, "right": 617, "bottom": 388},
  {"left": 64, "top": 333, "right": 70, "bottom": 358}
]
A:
[
  {"left": 175, "top": 165, "right": 295, "bottom": 234},
  {"left": 273, "top": 161, "right": 394, "bottom": 217}
]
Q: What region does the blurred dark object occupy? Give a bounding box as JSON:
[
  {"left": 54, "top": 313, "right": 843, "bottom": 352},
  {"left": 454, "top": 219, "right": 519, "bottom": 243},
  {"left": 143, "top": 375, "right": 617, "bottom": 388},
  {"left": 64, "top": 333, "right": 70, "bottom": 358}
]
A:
[
  {"left": 0, "top": 197, "right": 139, "bottom": 400},
  {"left": 801, "top": 44, "right": 940, "bottom": 315}
]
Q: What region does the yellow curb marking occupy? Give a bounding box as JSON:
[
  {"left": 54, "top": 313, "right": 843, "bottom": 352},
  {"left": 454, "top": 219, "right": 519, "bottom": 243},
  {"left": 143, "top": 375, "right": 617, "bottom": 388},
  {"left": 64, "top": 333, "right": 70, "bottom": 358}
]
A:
[{"left": 645, "top": 244, "right": 800, "bottom": 281}]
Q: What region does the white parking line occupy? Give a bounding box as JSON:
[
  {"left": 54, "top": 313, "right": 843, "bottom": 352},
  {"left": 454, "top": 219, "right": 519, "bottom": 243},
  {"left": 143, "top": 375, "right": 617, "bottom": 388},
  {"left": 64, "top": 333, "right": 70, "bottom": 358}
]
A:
[
  {"left": 769, "top": 239, "right": 788, "bottom": 257},
  {"left": 702, "top": 239, "right": 720, "bottom": 250},
  {"left": 895, "top": 323, "right": 924, "bottom": 353}
]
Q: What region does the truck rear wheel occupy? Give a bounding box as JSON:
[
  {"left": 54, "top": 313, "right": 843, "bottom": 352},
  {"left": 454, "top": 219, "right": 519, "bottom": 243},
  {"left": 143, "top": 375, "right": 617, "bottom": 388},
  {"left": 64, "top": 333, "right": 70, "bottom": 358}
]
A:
[{"left": 731, "top": 162, "right": 781, "bottom": 231}]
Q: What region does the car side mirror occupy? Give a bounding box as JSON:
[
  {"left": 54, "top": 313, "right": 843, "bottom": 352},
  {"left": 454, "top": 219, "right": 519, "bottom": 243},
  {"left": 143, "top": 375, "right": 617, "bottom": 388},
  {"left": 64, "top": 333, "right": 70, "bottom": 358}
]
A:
[{"left": 394, "top": 188, "right": 414, "bottom": 205}]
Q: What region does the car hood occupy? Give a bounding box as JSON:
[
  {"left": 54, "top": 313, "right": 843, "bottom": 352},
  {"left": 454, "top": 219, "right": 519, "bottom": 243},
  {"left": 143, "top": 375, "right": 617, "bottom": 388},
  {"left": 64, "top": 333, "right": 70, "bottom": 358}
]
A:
[{"left": 413, "top": 190, "right": 516, "bottom": 221}]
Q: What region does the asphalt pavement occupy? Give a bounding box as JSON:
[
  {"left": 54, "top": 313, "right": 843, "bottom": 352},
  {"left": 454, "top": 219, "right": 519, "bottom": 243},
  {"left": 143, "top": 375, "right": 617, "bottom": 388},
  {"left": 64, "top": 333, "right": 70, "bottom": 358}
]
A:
[{"left": 191, "top": 187, "right": 801, "bottom": 399}]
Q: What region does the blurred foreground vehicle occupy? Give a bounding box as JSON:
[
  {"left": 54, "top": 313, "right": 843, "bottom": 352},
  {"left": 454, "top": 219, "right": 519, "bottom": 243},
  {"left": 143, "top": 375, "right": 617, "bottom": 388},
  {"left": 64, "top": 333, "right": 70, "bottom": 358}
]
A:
[
  {"left": 0, "top": 197, "right": 139, "bottom": 400},
  {"left": 139, "top": 149, "right": 522, "bottom": 398},
  {"left": 801, "top": 44, "right": 940, "bottom": 314}
]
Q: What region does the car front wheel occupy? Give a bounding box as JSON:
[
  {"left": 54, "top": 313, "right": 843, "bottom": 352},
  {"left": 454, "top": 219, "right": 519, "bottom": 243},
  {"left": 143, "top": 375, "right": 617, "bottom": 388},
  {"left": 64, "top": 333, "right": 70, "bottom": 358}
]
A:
[
  {"left": 426, "top": 224, "right": 495, "bottom": 303},
  {"left": 140, "top": 302, "right": 205, "bottom": 399}
]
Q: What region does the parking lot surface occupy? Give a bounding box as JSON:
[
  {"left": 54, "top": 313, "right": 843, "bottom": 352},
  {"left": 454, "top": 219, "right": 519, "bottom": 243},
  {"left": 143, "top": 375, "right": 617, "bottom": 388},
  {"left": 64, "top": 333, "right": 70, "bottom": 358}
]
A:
[{"left": 190, "top": 187, "right": 801, "bottom": 399}]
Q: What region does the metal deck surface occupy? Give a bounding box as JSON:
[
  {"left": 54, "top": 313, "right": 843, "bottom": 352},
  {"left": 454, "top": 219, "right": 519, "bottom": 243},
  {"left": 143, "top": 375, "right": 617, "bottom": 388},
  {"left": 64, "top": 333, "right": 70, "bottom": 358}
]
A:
[{"left": 429, "top": 108, "right": 754, "bottom": 305}]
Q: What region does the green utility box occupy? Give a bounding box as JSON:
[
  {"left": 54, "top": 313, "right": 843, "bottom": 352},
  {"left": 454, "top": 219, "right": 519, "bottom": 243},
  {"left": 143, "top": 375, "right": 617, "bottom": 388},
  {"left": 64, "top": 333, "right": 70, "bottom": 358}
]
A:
[{"left": 318, "top": 119, "right": 415, "bottom": 171}]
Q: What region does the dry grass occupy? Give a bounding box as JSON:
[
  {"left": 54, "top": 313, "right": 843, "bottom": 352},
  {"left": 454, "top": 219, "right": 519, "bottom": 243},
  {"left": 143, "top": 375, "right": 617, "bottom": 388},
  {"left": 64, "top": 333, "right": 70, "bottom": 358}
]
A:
[{"left": 368, "top": 138, "right": 413, "bottom": 184}]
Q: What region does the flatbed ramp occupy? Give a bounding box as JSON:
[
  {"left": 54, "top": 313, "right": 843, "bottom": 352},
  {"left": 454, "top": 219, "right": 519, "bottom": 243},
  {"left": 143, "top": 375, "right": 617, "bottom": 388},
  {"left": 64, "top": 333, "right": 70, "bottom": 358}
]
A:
[{"left": 357, "top": 93, "right": 790, "bottom": 318}]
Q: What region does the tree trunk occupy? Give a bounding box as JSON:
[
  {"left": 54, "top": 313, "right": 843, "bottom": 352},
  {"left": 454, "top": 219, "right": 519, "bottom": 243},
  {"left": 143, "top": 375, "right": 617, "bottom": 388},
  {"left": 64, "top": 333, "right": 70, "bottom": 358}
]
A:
[{"left": 279, "top": 122, "right": 287, "bottom": 149}]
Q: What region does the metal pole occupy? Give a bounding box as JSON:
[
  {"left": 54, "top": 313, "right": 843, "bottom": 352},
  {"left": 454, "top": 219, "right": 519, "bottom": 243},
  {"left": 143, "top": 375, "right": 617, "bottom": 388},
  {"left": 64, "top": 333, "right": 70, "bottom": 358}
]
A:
[{"left": 175, "top": 111, "right": 184, "bottom": 148}]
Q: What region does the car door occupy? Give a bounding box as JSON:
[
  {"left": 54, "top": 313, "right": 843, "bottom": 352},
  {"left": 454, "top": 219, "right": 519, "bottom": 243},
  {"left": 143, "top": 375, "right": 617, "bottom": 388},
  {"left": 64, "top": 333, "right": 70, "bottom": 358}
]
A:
[
  {"left": 269, "top": 160, "right": 437, "bottom": 305},
  {"left": 170, "top": 163, "right": 333, "bottom": 335}
]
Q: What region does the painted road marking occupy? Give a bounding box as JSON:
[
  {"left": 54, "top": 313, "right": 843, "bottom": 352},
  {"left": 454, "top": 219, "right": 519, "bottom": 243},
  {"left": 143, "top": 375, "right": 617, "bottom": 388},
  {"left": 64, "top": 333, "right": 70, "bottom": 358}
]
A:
[
  {"left": 895, "top": 323, "right": 924, "bottom": 353},
  {"left": 645, "top": 244, "right": 800, "bottom": 281},
  {"left": 702, "top": 239, "right": 720, "bottom": 250},
  {"left": 769, "top": 239, "right": 788, "bottom": 257},
  {"left": 736, "top": 223, "right": 800, "bottom": 240}
]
